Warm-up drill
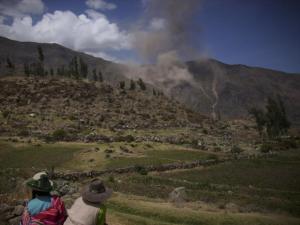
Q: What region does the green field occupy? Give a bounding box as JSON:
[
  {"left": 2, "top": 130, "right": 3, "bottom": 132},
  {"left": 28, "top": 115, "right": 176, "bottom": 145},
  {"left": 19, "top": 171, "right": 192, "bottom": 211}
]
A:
[
  {"left": 1, "top": 138, "right": 300, "bottom": 224},
  {"left": 108, "top": 149, "right": 300, "bottom": 218},
  {"left": 106, "top": 194, "right": 300, "bottom": 225}
]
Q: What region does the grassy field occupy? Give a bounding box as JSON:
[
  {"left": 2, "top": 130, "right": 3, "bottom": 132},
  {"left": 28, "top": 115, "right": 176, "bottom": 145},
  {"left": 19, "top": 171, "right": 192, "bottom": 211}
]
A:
[
  {"left": 108, "top": 149, "right": 300, "bottom": 217},
  {"left": 106, "top": 193, "right": 300, "bottom": 225},
  {"left": 1, "top": 137, "right": 300, "bottom": 224},
  {"left": 106, "top": 148, "right": 213, "bottom": 169},
  {"left": 0, "top": 139, "right": 214, "bottom": 171},
  {"left": 0, "top": 140, "right": 97, "bottom": 169}
]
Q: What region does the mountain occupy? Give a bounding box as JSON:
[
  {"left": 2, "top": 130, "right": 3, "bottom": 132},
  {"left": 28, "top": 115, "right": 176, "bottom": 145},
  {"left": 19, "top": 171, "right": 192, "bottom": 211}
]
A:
[
  {"left": 0, "top": 36, "right": 299, "bottom": 125},
  {"left": 177, "top": 59, "right": 300, "bottom": 124},
  {"left": 0, "top": 36, "right": 125, "bottom": 83}
]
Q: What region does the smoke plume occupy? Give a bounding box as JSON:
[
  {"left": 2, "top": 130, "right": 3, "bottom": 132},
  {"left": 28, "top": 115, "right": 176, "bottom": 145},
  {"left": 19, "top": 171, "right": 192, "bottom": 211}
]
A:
[
  {"left": 124, "top": 0, "right": 202, "bottom": 93},
  {"left": 133, "top": 0, "right": 201, "bottom": 62}
]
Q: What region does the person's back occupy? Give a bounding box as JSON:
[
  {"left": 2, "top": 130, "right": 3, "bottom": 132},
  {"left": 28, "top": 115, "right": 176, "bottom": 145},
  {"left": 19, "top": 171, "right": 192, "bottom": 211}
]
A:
[
  {"left": 20, "top": 172, "right": 67, "bottom": 225},
  {"left": 64, "top": 179, "right": 112, "bottom": 225},
  {"left": 27, "top": 195, "right": 52, "bottom": 216},
  {"left": 64, "top": 197, "right": 106, "bottom": 225}
]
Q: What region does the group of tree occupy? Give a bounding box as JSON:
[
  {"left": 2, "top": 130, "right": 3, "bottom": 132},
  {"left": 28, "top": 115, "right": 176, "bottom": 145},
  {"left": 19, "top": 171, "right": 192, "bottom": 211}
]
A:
[
  {"left": 68, "top": 56, "right": 88, "bottom": 79},
  {"left": 22, "top": 46, "right": 104, "bottom": 81},
  {"left": 249, "top": 95, "right": 290, "bottom": 139},
  {"left": 92, "top": 68, "right": 103, "bottom": 82},
  {"left": 118, "top": 78, "right": 147, "bottom": 91},
  {"left": 2, "top": 57, "right": 15, "bottom": 75},
  {"left": 22, "top": 46, "right": 46, "bottom": 76}
]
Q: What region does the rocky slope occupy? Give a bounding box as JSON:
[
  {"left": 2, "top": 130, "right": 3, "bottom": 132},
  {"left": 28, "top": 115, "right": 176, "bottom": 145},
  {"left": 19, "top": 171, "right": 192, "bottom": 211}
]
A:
[
  {"left": 0, "top": 76, "right": 205, "bottom": 138},
  {"left": 165, "top": 59, "right": 300, "bottom": 125},
  {"left": 1, "top": 36, "right": 299, "bottom": 124}
]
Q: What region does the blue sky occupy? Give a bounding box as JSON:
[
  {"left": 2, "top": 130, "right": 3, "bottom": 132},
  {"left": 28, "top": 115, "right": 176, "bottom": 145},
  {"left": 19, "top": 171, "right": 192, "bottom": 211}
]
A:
[{"left": 0, "top": 0, "right": 299, "bottom": 73}]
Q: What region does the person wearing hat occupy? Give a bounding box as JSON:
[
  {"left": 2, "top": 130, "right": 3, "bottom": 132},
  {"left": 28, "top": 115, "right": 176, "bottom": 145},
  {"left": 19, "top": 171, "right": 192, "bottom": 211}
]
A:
[
  {"left": 64, "top": 179, "right": 112, "bottom": 225},
  {"left": 20, "top": 171, "right": 67, "bottom": 225}
]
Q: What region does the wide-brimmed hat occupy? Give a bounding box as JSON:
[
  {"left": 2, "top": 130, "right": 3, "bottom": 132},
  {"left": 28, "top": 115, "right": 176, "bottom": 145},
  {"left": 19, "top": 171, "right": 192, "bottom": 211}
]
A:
[
  {"left": 26, "top": 171, "right": 55, "bottom": 192},
  {"left": 81, "top": 179, "right": 112, "bottom": 204}
]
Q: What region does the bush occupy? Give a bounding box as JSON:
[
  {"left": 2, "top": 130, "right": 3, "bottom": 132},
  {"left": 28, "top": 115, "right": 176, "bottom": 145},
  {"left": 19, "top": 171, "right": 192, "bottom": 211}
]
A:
[
  {"left": 208, "top": 154, "right": 219, "bottom": 161},
  {"left": 1, "top": 110, "right": 10, "bottom": 118},
  {"left": 278, "top": 137, "right": 297, "bottom": 150},
  {"left": 134, "top": 165, "right": 148, "bottom": 175},
  {"left": 17, "top": 129, "right": 30, "bottom": 137},
  {"left": 129, "top": 79, "right": 136, "bottom": 90},
  {"left": 231, "top": 145, "right": 243, "bottom": 154},
  {"left": 260, "top": 142, "right": 272, "bottom": 153},
  {"left": 119, "top": 81, "right": 125, "bottom": 89},
  {"left": 108, "top": 175, "right": 115, "bottom": 183},
  {"left": 52, "top": 129, "right": 67, "bottom": 141},
  {"left": 137, "top": 78, "right": 146, "bottom": 90}
]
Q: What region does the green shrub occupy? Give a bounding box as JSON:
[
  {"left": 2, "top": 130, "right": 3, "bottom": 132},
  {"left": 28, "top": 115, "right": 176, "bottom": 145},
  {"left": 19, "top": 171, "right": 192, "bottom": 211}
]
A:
[
  {"left": 17, "top": 129, "right": 29, "bottom": 137},
  {"left": 260, "top": 142, "right": 272, "bottom": 153},
  {"left": 278, "top": 138, "right": 297, "bottom": 150},
  {"left": 119, "top": 81, "right": 125, "bottom": 89},
  {"left": 137, "top": 78, "right": 146, "bottom": 90},
  {"left": 52, "top": 129, "right": 67, "bottom": 141},
  {"left": 231, "top": 145, "right": 243, "bottom": 154},
  {"left": 1, "top": 110, "right": 10, "bottom": 118},
  {"left": 134, "top": 165, "right": 148, "bottom": 175},
  {"left": 207, "top": 154, "right": 219, "bottom": 161},
  {"left": 108, "top": 175, "right": 115, "bottom": 183}
]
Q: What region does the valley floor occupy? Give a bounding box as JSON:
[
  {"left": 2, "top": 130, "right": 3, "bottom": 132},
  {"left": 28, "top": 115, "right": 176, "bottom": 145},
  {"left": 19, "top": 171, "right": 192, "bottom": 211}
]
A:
[
  {"left": 1, "top": 136, "right": 300, "bottom": 225},
  {"left": 107, "top": 193, "right": 300, "bottom": 225}
]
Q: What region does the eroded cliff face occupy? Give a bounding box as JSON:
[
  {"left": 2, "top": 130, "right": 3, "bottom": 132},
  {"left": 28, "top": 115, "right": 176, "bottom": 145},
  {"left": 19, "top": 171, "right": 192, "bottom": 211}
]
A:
[{"left": 168, "top": 59, "right": 300, "bottom": 124}]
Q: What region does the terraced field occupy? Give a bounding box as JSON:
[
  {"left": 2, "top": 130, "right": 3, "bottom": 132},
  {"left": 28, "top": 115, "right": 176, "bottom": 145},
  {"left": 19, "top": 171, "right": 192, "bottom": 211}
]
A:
[
  {"left": 1, "top": 136, "right": 299, "bottom": 225},
  {"left": 106, "top": 194, "right": 300, "bottom": 225}
]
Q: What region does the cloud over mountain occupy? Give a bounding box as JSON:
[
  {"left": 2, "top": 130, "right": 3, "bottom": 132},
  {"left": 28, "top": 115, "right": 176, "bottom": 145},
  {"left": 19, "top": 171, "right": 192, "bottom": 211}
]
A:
[{"left": 0, "top": 4, "right": 131, "bottom": 61}]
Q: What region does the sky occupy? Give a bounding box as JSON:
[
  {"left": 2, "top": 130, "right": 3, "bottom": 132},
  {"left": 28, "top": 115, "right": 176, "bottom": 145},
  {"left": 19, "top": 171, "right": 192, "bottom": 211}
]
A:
[{"left": 0, "top": 0, "right": 299, "bottom": 73}]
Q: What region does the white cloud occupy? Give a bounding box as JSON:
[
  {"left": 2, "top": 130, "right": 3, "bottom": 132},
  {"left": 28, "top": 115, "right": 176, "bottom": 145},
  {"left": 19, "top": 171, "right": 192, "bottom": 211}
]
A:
[
  {"left": 0, "top": 10, "right": 132, "bottom": 61},
  {"left": 0, "top": 0, "right": 45, "bottom": 18},
  {"left": 85, "top": 0, "right": 116, "bottom": 11}
]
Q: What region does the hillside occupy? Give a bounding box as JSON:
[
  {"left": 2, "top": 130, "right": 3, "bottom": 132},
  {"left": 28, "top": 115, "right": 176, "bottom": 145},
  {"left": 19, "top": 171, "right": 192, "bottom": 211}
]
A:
[
  {"left": 184, "top": 59, "right": 300, "bottom": 122},
  {"left": 0, "top": 76, "right": 205, "bottom": 139},
  {"left": 0, "top": 36, "right": 125, "bottom": 83},
  {"left": 1, "top": 36, "right": 299, "bottom": 125}
]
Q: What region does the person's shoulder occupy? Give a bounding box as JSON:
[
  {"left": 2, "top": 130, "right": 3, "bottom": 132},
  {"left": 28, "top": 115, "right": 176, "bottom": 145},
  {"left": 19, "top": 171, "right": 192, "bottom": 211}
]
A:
[{"left": 27, "top": 198, "right": 36, "bottom": 206}]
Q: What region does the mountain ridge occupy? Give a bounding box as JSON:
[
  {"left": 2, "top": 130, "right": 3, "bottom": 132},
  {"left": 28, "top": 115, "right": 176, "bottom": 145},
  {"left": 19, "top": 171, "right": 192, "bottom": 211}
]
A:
[{"left": 1, "top": 36, "right": 299, "bottom": 124}]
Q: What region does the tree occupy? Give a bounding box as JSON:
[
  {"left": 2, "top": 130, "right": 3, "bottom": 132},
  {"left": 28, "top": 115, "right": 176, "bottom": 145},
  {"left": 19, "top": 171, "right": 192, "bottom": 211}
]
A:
[
  {"left": 129, "top": 79, "right": 136, "bottom": 90},
  {"left": 37, "top": 46, "right": 45, "bottom": 76},
  {"left": 74, "top": 57, "right": 79, "bottom": 78},
  {"left": 50, "top": 68, "right": 54, "bottom": 76},
  {"left": 137, "top": 78, "right": 146, "bottom": 90},
  {"left": 61, "top": 65, "right": 66, "bottom": 76},
  {"left": 56, "top": 67, "right": 61, "bottom": 76},
  {"left": 98, "top": 71, "right": 103, "bottom": 82},
  {"left": 6, "top": 57, "right": 14, "bottom": 69},
  {"left": 152, "top": 88, "right": 156, "bottom": 96},
  {"left": 79, "top": 57, "right": 88, "bottom": 78},
  {"left": 119, "top": 81, "right": 125, "bottom": 89},
  {"left": 24, "top": 62, "right": 30, "bottom": 76},
  {"left": 248, "top": 107, "right": 266, "bottom": 137},
  {"left": 69, "top": 57, "right": 79, "bottom": 78},
  {"left": 93, "top": 68, "right": 97, "bottom": 81},
  {"left": 265, "top": 96, "right": 290, "bottom": 138},
  {"left": 37, "top": 45, "right": 44, "bottom": 62},
  {"left": 6, "top": 57, "right": 14, "bottom": 75},
  {"left": 249, "top": 95, "right": 290, "bottom": 139}
]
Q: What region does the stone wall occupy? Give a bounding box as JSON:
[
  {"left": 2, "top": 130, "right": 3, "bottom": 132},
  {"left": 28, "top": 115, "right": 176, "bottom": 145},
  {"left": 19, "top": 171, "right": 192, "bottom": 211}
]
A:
[{"left": 52, "top": 158, "right": 227, "bottom": 181}]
